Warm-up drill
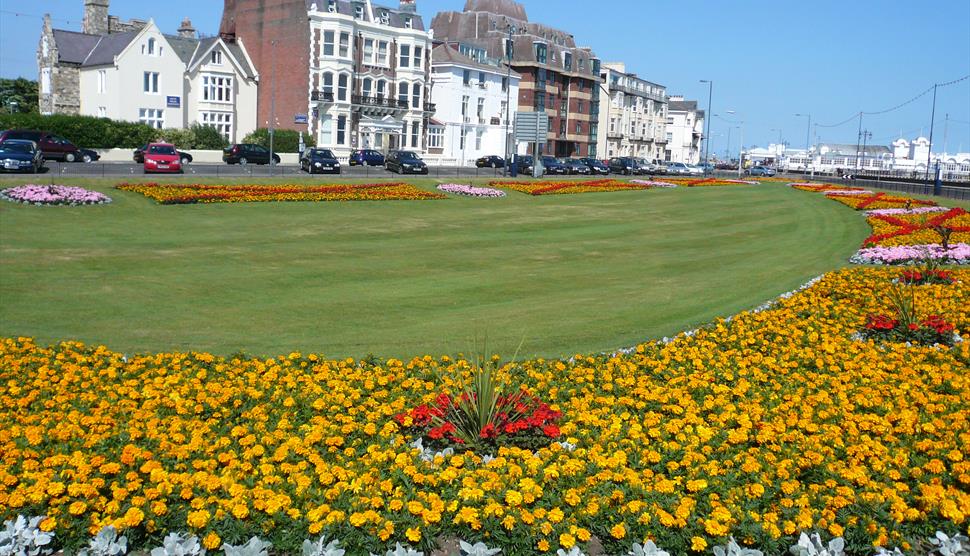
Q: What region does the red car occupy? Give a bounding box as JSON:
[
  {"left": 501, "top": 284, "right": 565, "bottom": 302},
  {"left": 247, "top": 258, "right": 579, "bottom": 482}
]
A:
[{"left": 143, "top": 143, "right": 183, "bottom": 174}]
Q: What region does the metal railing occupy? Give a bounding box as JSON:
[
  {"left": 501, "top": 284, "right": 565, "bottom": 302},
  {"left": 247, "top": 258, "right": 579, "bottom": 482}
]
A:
[
  {"left": 352, "top": 95, "right": 407, "bottom": 109},
  {"left": 310, "top": 90, "right": 334, "bottom": 102}
]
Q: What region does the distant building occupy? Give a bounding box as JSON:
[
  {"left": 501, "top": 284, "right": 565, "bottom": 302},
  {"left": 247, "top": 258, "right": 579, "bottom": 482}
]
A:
[
  {"left": 428, "top": 43, "right": 520, "bottom": 164},
  {"left": 220, "top": 0, "right": 432, "bottom": 157},
  {"left": 597, "top": 62, "right": 667, "bottom": 161},
  {"left": 38, "top": 0, "right": 258, "bottom": 142},
  {"left": 780, "top": 136, "right": 970, "bottom": 178},
  {"left": 664, "top": 95, "right": 704, "bottom": 164},
  {"left": 431, "top": 0, "right": 602, "bottom": 158}
]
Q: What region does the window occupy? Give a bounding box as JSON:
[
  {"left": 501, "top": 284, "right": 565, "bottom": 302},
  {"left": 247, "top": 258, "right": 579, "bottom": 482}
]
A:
[
  {"left": 501, "top": 76, "right": 509, "bottom": 92},
  {"left": 475, "top": 130, "right": 483, "bottom": 150},
  {"left": 320, "top": 113, "right": 333, "bottom": 144},
  {"left": 461, "top": 95, "right": 469, "bottom": 119},
  {"left": 399, "top": 45, "right": 410, "bottom": 68},
  {"left": 463, "top": 70, "right": 471, "bottom": 86},
  {"left": 202, "top": 75, "right": 232, "bottom": 103},
  {"left": 534, "top": 42, "right": 546, "bottom": 64},
  {"left": 534, "top": 91, "right": 545, "bottom": 111},
  {"left": 536, "top": 69, "right": 546, "bottom": 91},
  {"left": 578, "top": 58, "right": 585, "bottom": 71},
  {"left": 563, "top": 52, "right": 572, "bottom": 70},
  {"left": 139, "top": 108, "right": 164, "bottom": 129},
  {"left": 211, "top": 50, "right": 223, "bottom": 65},
  {"left": 414, "top": 46, "right": 423, "bottom": 69},
  {"left": 377, "top": 41, "right": 389, "bottom": 65},
  {"left": 143, "top": 72, "right": 159, "bottom": 94},
  {"left": 478, "top": 72, "right": 485, "bottom": 86},
  {"left": 98, "top": 70, "right": 106, "bottom": 94},
  {"left": 337, "top": 115, "right": 347, "bottom": 144},
  {"left": 504, "top": 38, "right": 514, "bottom": 59},
  {"left": 376, "top": 79, "right": 386, "bottom": 99},
  {"left": 339, "top": 32, "right": 350, "bottom": 57},
  {"left": 460, "top": 129, "right": 467, "bottom": 149},
  {"left": 354, "top": 5, "right": 363, "bottom": 19},
  {"left": 576, "top": 122, "right": 582, "bottom": 134},
  {"left": 404, "top": 16, "right": 412, "bottom": 29},
  {"left": 97, "top": 106, "right": 106, "bottom": 117},
  {"left": 477, "top": 98, "right": 484, "bottom": 121},
  {"left": 411, "top": 121, "right": 419, "bottom": 148},
  {"left": 577, "top": 99, "right": 584, "bottom": 114},
  {"left": 428, "top": 126, "right": 444, "bottom": 148},
  {"left": 327, "top": 0, "right": 336, "bottom": 12},
  {"left": 380, "top": 11, "right": 390, "bottom": 25},
  {"left": 412, "top": 83, "right": 421, "bottom": 109},
  {"left": 364, "top": 39, "right": 374, "bottom": 63},
  {"left": 200, "top": 111, "right": 233, "bottom": 140},
  {"left": 322, "top": 72, "right": 334, "bottom": 96},
  {"left": 398, "top": 82, "right": 408, "bottom": 108},
  {"left": 500, "top": 100, "right": 508, "bottom": 123},
  {"left": 362, "top": 78, "right": 372, "bottom": 97},
  {"left": 337, "top": 74, "right": 348, "bottom": 101},
  {"left": 323, "top": 31, "right": 335, "bottom": 56},
  {"left": 147, "top": 38, "right": 155, "bottom": 56}
]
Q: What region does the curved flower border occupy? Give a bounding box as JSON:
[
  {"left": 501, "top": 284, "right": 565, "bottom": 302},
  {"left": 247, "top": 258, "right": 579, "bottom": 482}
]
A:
[
  {"left": 436, "top": 183, "right": 506, "bottom": 198},
  {"left": 1, "top": 185, "right": 112, "bottom": 206}
]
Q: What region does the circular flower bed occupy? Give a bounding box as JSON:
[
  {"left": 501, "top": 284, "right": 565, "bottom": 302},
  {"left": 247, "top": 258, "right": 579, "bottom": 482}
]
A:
[
  {"left": 0, "top": 184, "right": 111, "bottom": 206},
  {"left": 436, "top": 183, "right": 506, "bottom": 198}
]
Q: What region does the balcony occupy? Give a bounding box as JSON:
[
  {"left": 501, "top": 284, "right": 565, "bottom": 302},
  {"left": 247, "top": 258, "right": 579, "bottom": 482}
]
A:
[
  {"left": 613, "top": 83, "right": 666, "bottom": 104},
  {"left": 352, "top": 94, "right": 408, "bottom": 115},
  {"left": 423, "top": 102, "right": 436, "bottom": 113},
  {"left": 311, "top": 90, "right": 334, "bottom": 102}
]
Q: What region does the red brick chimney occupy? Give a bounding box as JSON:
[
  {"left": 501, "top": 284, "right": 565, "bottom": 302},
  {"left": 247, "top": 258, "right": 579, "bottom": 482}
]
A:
[{"left": 220, "top": 0, "right": 311, "bottom": 132}]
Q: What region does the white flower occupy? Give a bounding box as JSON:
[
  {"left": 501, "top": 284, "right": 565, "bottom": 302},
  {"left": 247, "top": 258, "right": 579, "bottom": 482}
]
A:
[
  {"left": 302, "top": 536, "right": 345, "bottom": 556},
  {"left": 628, "top": 540, "right": 671, "bottom": 556},
  {"left": 790, "top": 532, "right": 845, "bottom": 556},
  {"left": 150, "top": 533, "right": 205, "bottom": 556},
  {"left": 79, "top": 526, "right": 127, "bottom": 556},
  {"left": 459, "top": 540, "right": 501, "bottom": 556},
  {"left": 556, "top": 440, "right": 576, "bottom": 451}
]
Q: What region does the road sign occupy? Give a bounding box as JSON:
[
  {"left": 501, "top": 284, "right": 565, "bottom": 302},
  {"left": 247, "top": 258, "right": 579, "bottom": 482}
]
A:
[
  {"left": 513, "top": 111, "right": 549, "bottom": 144},
  {"left": 294, "top": 114, "right": 309, "bottom": 125},
  {"left": 166, "top": 96, "right": 181, "bottom": 108}
]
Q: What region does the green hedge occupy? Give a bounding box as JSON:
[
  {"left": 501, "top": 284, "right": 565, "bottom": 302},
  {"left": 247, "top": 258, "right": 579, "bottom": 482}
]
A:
[
  {"left": 155, "top": 124, "right": 229, "bottom": 150},
  {"left": 0, "top": 113, "right": 157, "bottom": 149},
  {"left": 241, "top": 128, "right": 315, "bottom": 153}
]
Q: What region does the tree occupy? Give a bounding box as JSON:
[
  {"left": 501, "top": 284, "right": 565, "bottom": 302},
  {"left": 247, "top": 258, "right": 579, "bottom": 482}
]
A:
[{"left": 0, "top": 78, "right": 39, "bottom": 113}]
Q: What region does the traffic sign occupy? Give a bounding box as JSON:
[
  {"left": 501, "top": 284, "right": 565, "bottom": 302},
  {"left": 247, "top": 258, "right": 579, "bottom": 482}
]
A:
[{"left": 513, "top": 111, "right": 549, "bottom": 144}]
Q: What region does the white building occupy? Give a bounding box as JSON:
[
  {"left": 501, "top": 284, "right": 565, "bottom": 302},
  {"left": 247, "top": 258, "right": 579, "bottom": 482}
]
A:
[
  {"left": 307, "top": 0, "right": 432, "bottom": 158},
  {"left": 427, "top": 43, "right": 520, "bottom": 165},
  {"left": 780, "top": 136, "right": 970, "bottom": 178},
  {"left": 597, "top": 62, "right": 667, "bottom": 161},
  {"left": 664, "top": 96, "right": 704, "bottom": 164},
  {"left": 44, "top": 7, "right": 258, "bottom": 142}
]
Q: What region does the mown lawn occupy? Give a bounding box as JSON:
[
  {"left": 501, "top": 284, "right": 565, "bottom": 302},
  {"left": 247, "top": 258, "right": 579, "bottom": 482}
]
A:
[{"left": 0, "top": 178, "right": 870, "bottom": 358}]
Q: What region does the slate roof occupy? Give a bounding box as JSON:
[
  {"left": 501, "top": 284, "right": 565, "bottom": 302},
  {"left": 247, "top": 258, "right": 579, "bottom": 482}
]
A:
[
  {"left": 668, "top": 99, "right": 698, "bottom": 113},
  {"left": 431, "top": 44, "right": 520, "bottom": 77},
  {"left": 81, "top": 30, "right": 139, "bottom": 66},
  {"left": 166, "top": 34, "right": 203, "bottom": 65},
  {"left": 306, "top": 0, "right": 426, "bottom": 30},
  {"left": 51, "top": 29, "right": 102, "bottom": 64}
]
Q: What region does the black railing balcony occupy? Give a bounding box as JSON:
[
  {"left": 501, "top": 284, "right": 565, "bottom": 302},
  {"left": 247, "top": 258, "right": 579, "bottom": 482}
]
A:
[
  {"left": 311, "top": 90, "right": 334, "bottom": 102},
  {"left": 424, "top": 103, "right": 436, "bottom": 113},
  {"left": 352, "top": 95, "right": 408, "bottom": 109}
]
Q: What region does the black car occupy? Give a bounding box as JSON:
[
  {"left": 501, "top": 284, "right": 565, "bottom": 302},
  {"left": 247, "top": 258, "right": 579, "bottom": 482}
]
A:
[
  {"left": 509, "top": 155, "right": 536, "bottom": 175},
  {"left": 562, "top": 158, "right": 591, "bottom": 175},
  {"left": 134, "top": 144, "right": 193, "bottom": 165},
  {"left": 609, "top": 157, "right": 640, "bottom": 175},
  {"left": 222, "top": 144, "right": 280, "bottom": 165},
  {"left": 385, "top": 150, "right": 428, "bottom": 174},
  {"left": 542, "top": 156, "right": 568, "bottom": 175},
  {"left": 349, "top": 149, "right": 385, "bottom": 166},
  {"left": 0, "top": 130, "right": 81, "bottom": 162},
  {"left": 579, "top": 157, "right": 609, "bottom": 175},
  {"left": 475, "top": 155, "right": 506, "bottom": 168},
  {"left": 0, "top": 140, "right": 44, "bottom": 173},
  {"left": 300, "top": 148, "right": 341, "bottom": 174},
  {"left": 79, "top": 149, "right": 100, "bottom": 163}
]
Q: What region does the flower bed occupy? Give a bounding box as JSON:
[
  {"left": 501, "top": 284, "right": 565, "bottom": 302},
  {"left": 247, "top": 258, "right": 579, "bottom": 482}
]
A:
[
  {"left": 849, "top": 243, "right": 970, "bottom": 265},
  {"left": 822, "top": 189, "right": 874, "bottom": 196},
  {"left": 865, "top": 206, "right": 949, "bottom": 217},
  {"left": 665, "top": 178, "right": 757, "bottom": 187},
  {"left": 1, "top": 267, "right": 967, "bottom": 555},
  {"left": 630, "top": 179, "right": 678, "bottom": 188},
  {"left": 825, "top": 192, "right": 937, "bottom": 210},
  {"left": 435, "top": 184, "right": 506, "bottom": 198},
  {"left": 788, "top": 183, "right": 867, "bottom": 193},
  {"left": 864, "top": 207, "right": 970, "bottom": 247},
  {"left": 0, "top": 185, "right": 111, "bottom": 206},
  {"left": 116, "top": 183, "right": 446, "bottom": 204},
  {"left": 488, "top": 179, "right": 653, "bottom": 196},
  {"left": 899, "top": 268, "right": 956, "bottom": 285}
]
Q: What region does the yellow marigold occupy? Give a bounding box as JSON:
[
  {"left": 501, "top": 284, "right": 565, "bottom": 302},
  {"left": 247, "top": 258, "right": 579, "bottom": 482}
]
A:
[
  {"left": 39, "top": 517, "right": 56, "bottom": 532},
  {"left": 610, "top": 523, "right": 626, "bottom": 539},
  {"left": 186, "top": 509, "right": 210, "bottom": 529},
  {"left": 537, "top": 539, "right": 550, "bottom": 552},
  {"left": 691, "top": 537, "right": 708, "bottom": 552},
  {"left": 559, "top": 533, "right": 576, "bottom": 549},
  {"left": 405, "top": 527, "right": 421, "bottom": 542},
  {"left": 505, "top": 490, "right": 523, "bottom": 506},
  {"left": 203, "top": 532, "right": 221, "bottom": 550},
  {"left": 68, "top": 501, "right": 87, "bottom": 515},
  {"left": 151, "top": 501, "right": 167, "bottom": 516},
  {"left": 576, "top": 527, "right": 591, "bottom": 542},
  {"left": 686, "top": 479, "right": 708, "bottom": 492},
  {"left": 122, "top": 507, "right": 144, "bottom": 528}
]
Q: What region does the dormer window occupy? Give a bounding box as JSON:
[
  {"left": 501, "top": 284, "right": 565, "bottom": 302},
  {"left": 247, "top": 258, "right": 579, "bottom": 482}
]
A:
[
  {"left": 381, "top": 11, "right": 390, "bottom": 25},
  {"left": 211, "top": 50, "right": 222, "bottom": 65},
  {"left": 354, "top": 5, "right": 363, "bottom": 19},
  {"left": 404, "top": 16, "right": 412, "bottom": 29},
  {"left": 327, "top": 0, "right": 336, "bottom": 12},
  {"left": 533, "top": 42, "right": 546, "bottom": 64},
  {"left": 563, "top": 52, "right": 572, "bottom": 71}
]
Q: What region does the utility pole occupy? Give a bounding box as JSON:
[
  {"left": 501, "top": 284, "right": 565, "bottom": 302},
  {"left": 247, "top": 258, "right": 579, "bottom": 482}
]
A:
[
  {"left": 502, "top": 25, "right": 513, "bottom": 176},
  {"left": 926, "top": 83, "right": 938, "bottom": 180},
  {"left": 700, "top": 79, "right": 713, "bottom": 173},
  {"left": 943, "top": 113, "right": 949, "bottom": 154},
  {"left": 860, "top": 129, "right": 872, "bottom": 174},
  {"left": 854, "top": 112, "right": 863, "bottom": 171},
  {"left": 737, "top": 123, "right": 744, "bottom": 179}
]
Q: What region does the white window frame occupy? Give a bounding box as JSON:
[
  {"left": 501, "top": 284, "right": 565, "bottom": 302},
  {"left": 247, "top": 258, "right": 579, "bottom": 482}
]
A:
[
  {"left": 200, "top": 111, "right": 233, "bottom": 140},
  {"left": 377, "top": 41, "right": 389, "bottom": 66},
  {"left": 97, "top": 70, "right": 106, "bottom": 94},
  {"left": 211, "top": 50, "right": 223, "bottom": 65},
  {"left": 428, "top": 126, "right": 444, "bottom": 148},
  {"left": 323, "top": 30, "right": 335, "bottom": 56},
  {"left": 399, "top": 44, "right": 410, "bottom": 68},
  {"left": 139, "top": 108, "right": 164, "bottom": 129},
  {"left": 339, "top": 32, "right": 350, "bottom": 58},
  {"left": 413, "top": 46, "right": 423, "bottom": 69},
  {"left": 337, "top": 73, "right": 349, "bottom": 102},
  {"left": 202, "top": 74, "right": 233, "bottom": 103},
  {"left": 143, "top": 72, "right": 159, "bottom": 94}
]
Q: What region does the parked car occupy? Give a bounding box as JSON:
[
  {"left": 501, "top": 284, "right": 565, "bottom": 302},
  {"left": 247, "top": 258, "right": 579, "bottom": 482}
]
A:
[
  {"left": 634, "top": 158, "right": 657, "bottom": 175},
  {"left": 685, "top": 164, "right": 705, "bottom": 175},
  {"left": 716, "top": 162, "right": 738, "bottom": 170},
  {"left": 475, "top": 155, "right": 506, "bottom": 168},
  {"left": 222, "top": 144, "right": 280, "bottom": 165},
  {"left": 609, "top": 157, "right": 640, "bottom": 175},
  {"left": 385, "top": 150, "right": 428, "bottom": 174},
  {"left": 142, "top": 143, "right": 182, "bottom": 174},
  {"left": 0, "top": 130, "right": 82, "bottom": 162},
  {"left": 542, "top": 156, "right": 569, "bottom": 175},
  {"left": 0, "top": 140, "right": 44, "bottom": 173},
  {"left": 562, "top": 158, "right": 591, "bottom": 175},
  {"left": 78, "top": 149, "right": 100, "bottom": 163},
  {"left": 650, "top": 159, "right": 668, "bottom": 175},
  {"left": 349, "top": 149, "right": 385, "bottom": 166},
  {"left": 578, "top": 157, "right": 609, "bottom": 175},
  {"left": 134, "top": 145, "right": 192, "bottom": 165},
  {"left": 665, "top": 162, "right": 693, "bottom": 175},
  {"left": 300, "top": 148, "right": 341, "bottom": 174},
  {"left": 746, "top": 166, "right": 777, "bottom": 177},
  {"left": 510, "top": 155, "right": 535, "bottom": 175},
  {"left": 699, "top": 163, "right": 715, "bottom": 173}
]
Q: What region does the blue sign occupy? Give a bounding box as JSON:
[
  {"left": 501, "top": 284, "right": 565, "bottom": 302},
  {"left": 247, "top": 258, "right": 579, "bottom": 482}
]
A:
[
  {"left": 294, "top": 114, "right": 309, "bottom": 124},
  {"left": 166, "top": 96, "right": 181, "bottom": 108}
]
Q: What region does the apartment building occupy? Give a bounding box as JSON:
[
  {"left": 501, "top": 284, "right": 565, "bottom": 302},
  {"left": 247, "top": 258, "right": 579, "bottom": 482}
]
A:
[
  {"left": 597, "top": 62, "right": 667, "bottom": 161},
  {"left": 665, "top": 96, "right": 705, "bottom": 164}
]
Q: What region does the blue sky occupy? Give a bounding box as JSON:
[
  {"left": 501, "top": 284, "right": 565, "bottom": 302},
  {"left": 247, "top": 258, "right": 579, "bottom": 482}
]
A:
[{"left": 2, "top": 0, "right": 969, "bottom": 152}]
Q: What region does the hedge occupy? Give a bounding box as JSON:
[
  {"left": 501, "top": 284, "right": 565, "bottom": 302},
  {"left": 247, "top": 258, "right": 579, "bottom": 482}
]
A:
[
  {"left": 0, "top": 113, "right": 157, "bottom": 149},
  {"left": 241, "top": 128, "right": 315, "bottom": 153}
]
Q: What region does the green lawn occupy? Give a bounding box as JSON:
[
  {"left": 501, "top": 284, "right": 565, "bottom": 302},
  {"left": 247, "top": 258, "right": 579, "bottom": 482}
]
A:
[{"left": 0, "top": 178, "right": 870, "bottom": 358}]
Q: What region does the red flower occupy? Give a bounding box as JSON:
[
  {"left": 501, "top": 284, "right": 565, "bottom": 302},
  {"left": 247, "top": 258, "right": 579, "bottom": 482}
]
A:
[
  {"left": 542, "top": 424, "right": 561, "bottom": 438},
  {"left": 479, "top": 424, "right": 498, "bottom": 439}
]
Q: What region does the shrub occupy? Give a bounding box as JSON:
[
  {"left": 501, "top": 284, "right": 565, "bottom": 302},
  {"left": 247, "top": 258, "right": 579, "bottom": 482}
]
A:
[
  {"left": 241, "top": 128, "right": 314, "bottom": 153},
  {"left": 189, "top": 123, "right": 229, "bottom": 150},
  {"left": 0, "top": 113, "right": 156, "bottom": 148}
]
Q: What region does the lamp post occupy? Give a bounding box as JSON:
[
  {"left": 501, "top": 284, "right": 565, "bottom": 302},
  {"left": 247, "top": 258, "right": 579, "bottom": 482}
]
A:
[
  {"left": 726, "top": 110, "right": 743, "bottom": 178},
  {"left": 795, "top": 113, "right": 811, "bottom": 151},
  {"left": 700, "top": 79, "right": 713, "bottom": 173},
  {"left": 268, "top": 39, "right": 278, "bottom": 170},
  {"left": 502, "top": 24, "right": 513, "bottom": 176}
]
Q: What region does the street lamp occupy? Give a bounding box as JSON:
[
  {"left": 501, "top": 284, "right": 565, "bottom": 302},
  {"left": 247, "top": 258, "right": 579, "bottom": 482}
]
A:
[
  {"left": 502, "top": 24, "right": 513, "bottom": 176},
  {"left": 726, "top": 110, "right": 744, "bottom": 178},
  {"left": 268, "top": 39, "right": 278, "bottom": 170},
  {"left": 700, "top": 79, "right": 713, "bottom": 173},
  {"left": 794, "top": 113, "right": 811, "bottom": 152}
]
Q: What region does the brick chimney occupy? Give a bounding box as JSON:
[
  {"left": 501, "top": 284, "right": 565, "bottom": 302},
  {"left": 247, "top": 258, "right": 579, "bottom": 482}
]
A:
[
  {"left": 399, "top": 0, "right": 417, "bottom": 13},
  {"left": 83, "top": 0, "right": 109, "bottom": 35},
  {"left": 178, "top": 17, "right": 196, "bottom": 38}
]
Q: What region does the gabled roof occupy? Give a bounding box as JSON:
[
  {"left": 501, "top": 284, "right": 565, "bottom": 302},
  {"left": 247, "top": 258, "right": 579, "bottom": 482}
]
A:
[
  {"left": 431, "top": 44, "right": 520, "bottom": 77},
  {"left": 81, "top": 30, "right": 140, "bottom": 66},
  {"left": 225, "top": 42, "right": 256, "bottom": 78},
  {"left": 668, "top": 99, "right": 698, "bottom": 112},
  {"left": 51, "top": 29, "right": 102, "bottom": 64},
  {"left": 165, "top": 33, "right": 203, "bottom": 65},
  {"left": 307, "top": 0, "right": 426, "bottom": 30},
  {"left": 186, "top": 37, "right": 257, "bottom": 80}
]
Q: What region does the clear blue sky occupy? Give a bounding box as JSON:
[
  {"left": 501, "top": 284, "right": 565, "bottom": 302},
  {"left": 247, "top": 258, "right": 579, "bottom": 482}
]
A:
[{"left": 2, "top": 0, "right": 969, "bottom": 152}]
